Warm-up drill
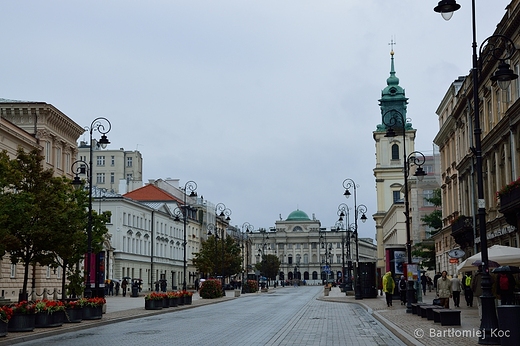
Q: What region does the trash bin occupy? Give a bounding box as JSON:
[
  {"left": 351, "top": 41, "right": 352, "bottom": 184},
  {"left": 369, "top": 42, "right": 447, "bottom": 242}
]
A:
[
  {"left": 131, "top": 286, "right": 139, "bottom": 297},
  {"left": 497, "top": 305, "right": 520, "bottom": 346}
]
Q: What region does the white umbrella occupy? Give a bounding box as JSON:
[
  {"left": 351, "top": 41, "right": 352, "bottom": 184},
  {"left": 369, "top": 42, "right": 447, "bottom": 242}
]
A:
[{"left": 456, "top": 245, "right": 520, "bottom": 273}]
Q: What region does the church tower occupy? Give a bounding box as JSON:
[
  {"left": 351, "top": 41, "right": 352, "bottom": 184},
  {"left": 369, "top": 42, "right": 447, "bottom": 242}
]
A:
[{"left": 373, "top": 49, "right": 416, "bottom": 272}]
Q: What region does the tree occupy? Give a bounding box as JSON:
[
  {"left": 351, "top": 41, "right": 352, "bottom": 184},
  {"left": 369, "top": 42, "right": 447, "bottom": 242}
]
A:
[
  {"left": 193, "top": 234, "right": 242, "bottom": 280},
  {"left": 0, "top": 148, "right": 109, "bottom": 300},
  {"left": 413, "top": 188, "right": 442, "bottom": 270},
  {"left": 255, "top": 254, "right": 280, "bottom": 280}
]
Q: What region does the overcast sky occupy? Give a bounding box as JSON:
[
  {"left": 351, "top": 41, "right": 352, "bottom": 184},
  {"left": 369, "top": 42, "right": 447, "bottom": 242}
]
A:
[{"left": 0, "top": 1, "right": 511, "bottom": 239}]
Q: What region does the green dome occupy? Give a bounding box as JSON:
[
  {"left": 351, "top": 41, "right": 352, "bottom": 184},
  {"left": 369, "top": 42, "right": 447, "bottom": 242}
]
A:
[{"left": 286, "top": 209, "right": 310, "bottom": 221}]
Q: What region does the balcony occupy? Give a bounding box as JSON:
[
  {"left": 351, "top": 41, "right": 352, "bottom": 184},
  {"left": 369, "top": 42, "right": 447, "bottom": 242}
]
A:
[
  {"left": 450, "top": 216, "right": 474, "bottom": 249},
  {"left": 498, "top": 186, "right": 520, "bottom": 227}
]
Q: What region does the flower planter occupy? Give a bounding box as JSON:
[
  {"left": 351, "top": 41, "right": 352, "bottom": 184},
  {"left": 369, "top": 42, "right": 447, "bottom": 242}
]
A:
[
  {"left": 64, "top": 308, "right": 83, "bottom": 323},
  {"left": 144, "top": 299, "right": 163, "bottom": 310},
  {"left": 178, "top": 296, "right": 185, "bottom": 306},
  {"left": 184, "top": 296, "right": 192, "bottom": 305},
  {"left": 169, "top": 297, "right": 179, "bottom": 307},
  {"left": 35, "top": 311, "right": 65, "bottom": 328},
  {"left": 82, "top": 306, "right": 103, "bottom": 320},
  {"left": 0, "top": 320, "right": 7, "bottom": 337},
  {"left": 8, "top": 313, "right": 35, "bottom": 332},
  {"left": 162, "top": 298, "right": 169, "bottom": 308}
]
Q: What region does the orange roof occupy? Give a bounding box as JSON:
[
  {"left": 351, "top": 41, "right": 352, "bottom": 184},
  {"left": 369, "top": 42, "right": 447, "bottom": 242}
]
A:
[{"left": 124, "top": 184, "right": 182, "bottom": 203}]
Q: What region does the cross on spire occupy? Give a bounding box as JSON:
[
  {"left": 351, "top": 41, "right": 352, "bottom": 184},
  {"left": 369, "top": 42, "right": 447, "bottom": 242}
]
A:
[{"left": 389, "top": 37, "right": 396, "bottom": 55}]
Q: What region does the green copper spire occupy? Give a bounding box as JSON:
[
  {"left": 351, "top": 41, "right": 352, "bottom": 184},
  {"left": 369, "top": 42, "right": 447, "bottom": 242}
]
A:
[{"left": 376, "top": 49, "right": 412, "bottom": 132}]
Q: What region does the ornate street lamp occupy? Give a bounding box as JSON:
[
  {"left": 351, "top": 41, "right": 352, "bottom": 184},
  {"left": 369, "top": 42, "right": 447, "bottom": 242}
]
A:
[
  {"left": 173, "top": 181, "right": 197, "bottom": 291},
  {"left": 342, "top": 178, "right": 367, "bottom": 300},
  {"left": 215, "top": 203, "right": 231, "bottom": 295},
  {"left": 337, "top": 203, "right": 353, "bottom": 291},
  {"left": 434, "top": 2, "right": 518, "bottom": 343},
  {"left": 383, "top": 109, "right": 427, "bottom": 312},
  {"left": 72, "top": 117, "right": 111, "bottom": 299},
  {"left": 241, "top": 222, "right": 253, "bottom": 292}
]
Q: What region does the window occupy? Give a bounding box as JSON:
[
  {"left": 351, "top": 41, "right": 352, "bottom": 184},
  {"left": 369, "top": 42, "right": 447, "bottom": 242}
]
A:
[
  {"left": 111, "top": 156, "right": 115, "bottom": 166},
  {"left": 423, "top": 165, "right": 434, "bottom": 174},
  {"left": 97, "top": 156, "right": 105, "bottom": 166},
  {"left": 10, "top": 264, "right": 16, "bottom": 278},
  {"left": 288, "top": 255, "right": 293, "bottom": 264},
  {"left": 126, "top": 174, "right": 133, "bottom": 181},
  {"left": 56, "top": 147, "right": 62, "bottom": 169},
  {"left": 391, "top": 144, "right": 399, "bottom": 160},
  {"left": 393, "top": 191, "right": 401, "bottom": 203},
  {"left": 110, "top": 172, "right": 115, "bottom": 183},
  {"left": 96, "top": 173, "right": 105, "bottom": 184},
  {"left": 287, "top": 244, "right": 293, "bottom": 249},
  {"left": 46, "top": 266, "right": 51, "bottom": 278},
  {"left": 423, "top": 190, "right": 434, "bottom": 206},
  {"left": 46, "top": 142, "right": 51, "bottom": 163},
  {"left": 127, "top": 157, "right": 133, "bottom": 167}
]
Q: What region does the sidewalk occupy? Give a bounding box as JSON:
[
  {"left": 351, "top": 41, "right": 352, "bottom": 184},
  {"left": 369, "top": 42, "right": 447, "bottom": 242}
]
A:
[
  {"left": 319, "top": 287, "right": 482, "bottom": 346},
  {"left": 0, "top": 290, "right": 235, "bottom": 346}
]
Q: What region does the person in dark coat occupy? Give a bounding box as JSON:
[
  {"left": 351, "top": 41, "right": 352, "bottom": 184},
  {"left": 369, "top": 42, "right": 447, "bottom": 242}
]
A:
[
  {"left": 121, "top": 279, "right": 128, "bottom": 297},
  {"left": 497, "top": 272, "right": 516, "bottom": 305},
  {"left": 398, "top": 276, "right": 407, "bottom": 305}
]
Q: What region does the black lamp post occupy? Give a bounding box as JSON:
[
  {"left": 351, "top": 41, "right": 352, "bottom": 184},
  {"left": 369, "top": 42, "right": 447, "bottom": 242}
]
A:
[
  {"left": 434, "top": 2, "right": 518, "bottom": 343},
  {"left": 241, "top": 222, "right": 253, "bottom": 292},
  {"left": 173, "top": 181, "right": 197, "bottom": 291},
  {"left": 319, "top": 227, "right": 332, "bottom": 284},
  {"left": 206, "top": 223, "right": 219, "bottom": 279},
  {"left": 342, "top": 178, "right": 368, "bottom": 300},
  {"left": 71, "top": 117, "right": 111, "bottom": 299},
  {"left": 337, "top": 203, "right": 353, "bottom": 291},
  {"left": 256, "top": 229, "right": 269, "bottom": 287},
  {"left": 383, "top": 109, "right": 427, "bottom": 312},
  {"left": 215, "top": 203, "right": 231, "bottom": 295}
]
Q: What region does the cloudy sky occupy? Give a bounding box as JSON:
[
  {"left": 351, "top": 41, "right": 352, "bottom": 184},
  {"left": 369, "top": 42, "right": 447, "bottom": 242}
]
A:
[{"left": 0, "top": 1, "right": 511, "bottom": 239}]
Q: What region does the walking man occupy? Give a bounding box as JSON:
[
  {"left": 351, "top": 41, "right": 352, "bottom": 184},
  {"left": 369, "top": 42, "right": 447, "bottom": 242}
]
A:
[
  {"left": 451, "top": 274, "right": 462, "bottom": 307},
  {"left": 383, "top": 271, "right": 395, "bottom": 307},
  {"left": 436, "top": 270, "right": 452, "bottom": 309}
]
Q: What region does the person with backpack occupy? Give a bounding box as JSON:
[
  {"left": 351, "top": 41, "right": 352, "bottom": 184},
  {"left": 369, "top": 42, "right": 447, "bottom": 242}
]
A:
[
  {"left": 463, "top": 273, "right": 473, "bottom": 307},
  {"left": 497, "top": 272, "right": 516, "bottom": 305},
  {"left": 450, "top": 274, "right": 462, "bottom": 307},
  {"left": 382, "top": 271, "right": 395, "bottom": 307}
]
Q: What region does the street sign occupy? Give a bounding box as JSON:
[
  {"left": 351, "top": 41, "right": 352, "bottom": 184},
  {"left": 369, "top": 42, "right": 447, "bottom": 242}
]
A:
[{"left": 449, "top": 258, "right": 459, "bottom": 264}]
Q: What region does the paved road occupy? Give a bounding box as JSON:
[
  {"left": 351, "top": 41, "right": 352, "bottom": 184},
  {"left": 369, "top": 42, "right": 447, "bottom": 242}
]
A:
[{"left": 16, "top": 286, "right": 405, "bottom": 346}]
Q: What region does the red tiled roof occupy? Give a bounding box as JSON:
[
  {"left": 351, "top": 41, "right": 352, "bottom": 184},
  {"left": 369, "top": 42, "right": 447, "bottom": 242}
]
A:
[{"left": 124, "top": 184, "right": 182, "bottom": 203}]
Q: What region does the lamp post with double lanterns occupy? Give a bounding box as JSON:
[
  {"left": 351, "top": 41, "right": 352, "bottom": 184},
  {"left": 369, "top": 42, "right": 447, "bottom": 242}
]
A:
[
  {"left": 319, "top": 227, "right": 333, "bottom": 284},
  {"left": 382, "top": 109, "right": 428, "bottom": 313},
  {"left": 71, "top": 117, "right": 111, "bottom": 299},
  {"left": 337, "top": 203, "right": 353, "bottom": 291},
  {"left": 241, "top": 222, "right": 253, "bottom": 292},
  {"left": 173, "top": 181, "right": 197, "bottom": 291},
  {"left": 256, "top": 228, "right": 269, "bottom": 288},
  {"left": 434, "top": 2, "right": 518, "bottom": 343},
  {"left": 215, "top": 203, "right": 231, "bottom": 295},
  {"left": 342, "top": 178, "right": 367, "bottom": 300}
]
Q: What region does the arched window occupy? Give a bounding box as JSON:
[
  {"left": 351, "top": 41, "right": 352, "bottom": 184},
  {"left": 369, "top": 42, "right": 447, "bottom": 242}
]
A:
[
  {"left": 391, "top": 144, "right": 399, "bottom": 159},
  {"left": 312, "top": 271, "right": 318, "bottom": 280}
]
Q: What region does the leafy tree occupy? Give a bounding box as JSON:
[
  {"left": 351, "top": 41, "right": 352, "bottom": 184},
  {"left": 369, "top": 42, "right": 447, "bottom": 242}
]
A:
[
  {"left": 413, "top": 188, "right": 442, "bottom": 270},
  {"left": 193, "top": 234, "right": 242, "bottom": 280},
  {"left": 255, "top": 254, "right": 280, "bottom": 280},
  {"left": 0, "top": 148, "right": 109, "bottom": 300}
]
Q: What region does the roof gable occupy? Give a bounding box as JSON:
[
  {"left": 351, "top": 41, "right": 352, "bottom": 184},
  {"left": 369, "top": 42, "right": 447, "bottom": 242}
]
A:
[{"left": 124, "top": 184, "right": 182, "bottom": 203}]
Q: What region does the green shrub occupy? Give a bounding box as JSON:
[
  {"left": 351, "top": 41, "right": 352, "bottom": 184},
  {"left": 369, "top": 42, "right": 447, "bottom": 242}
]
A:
[{"left": 200, "top": 279, "right": 222, "bottom": 299}]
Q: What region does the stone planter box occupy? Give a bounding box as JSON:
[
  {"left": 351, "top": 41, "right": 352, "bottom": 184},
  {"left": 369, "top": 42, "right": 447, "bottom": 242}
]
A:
[
  {"left": 0, "top": 320, "right": 7, "bottom": 337},
  {"left": 82, "top": 306, "right": 103, "bottom": 320},
  {"left": 64, "top": 308, "right": 83, "bottom": 323},
  {"left": 234, "top": 290, "right": 241, "bottom": 297},
  {"left": 178, "top": 296, "right": 185, "bottom": 306},
  {"left": 8, "top": 313, "right": 35, "bottom": 332},
  {"left": 162, "top": 298, "right": 169, "bottom": 308},
  {"left": 324, "top": 288, "right": 330, "bottom": 296},
  {"left": 169, "top": 297, "right": 179, "bottom": 307},
  {"left": 144, "top": 299, "right": 163, "bottom": 310},
  {"left": 35, "top": 311, "right": 65, "bottom": 328},
  {"left": 184, "top": 296, "right": 192, "bottom": 305}
]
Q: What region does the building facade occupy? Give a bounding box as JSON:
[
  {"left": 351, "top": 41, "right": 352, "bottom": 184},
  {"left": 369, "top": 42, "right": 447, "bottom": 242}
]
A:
[
  {"left": 0, "top": 98, "right": 84, "bottom": 301},
  {"left": 248, "top": 209, "right": 377, "bottom": 286},
  {"left": 433, "top": 0, "right": 520, "bottom": 274}
]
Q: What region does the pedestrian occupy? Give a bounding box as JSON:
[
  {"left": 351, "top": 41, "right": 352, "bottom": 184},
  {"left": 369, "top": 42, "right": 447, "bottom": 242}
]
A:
[
  {"left": 109, "top": 280, "right": 114, "bottom": 296},
  {"left": 463, "top": 272, "right": 473, "bottom": 307},
  {"left": 160, "top": 279, "right": 167, "bottom": 292},
  {"left": 121, "top": 279, "right": 128, "bottom": 297},
  {"left": 471, "top": 266, "right": 490, "bottom": 318},
  {"left": 195, "top": 278, "right": 200, "bottom": 291},
  {"left": 433, "top": 271, "right": 441, "bottom": 290},
  {"left": 155, "top": 281, "right": 159, "bottom": 292},
  {"left": 382, "top": 271, "right": 395, "bottom": 307},
  {"left": 427, "top": 275, "right": 433, "bottom": 292},
  {"left": 497, "top": 272, "right": 516, "bottom": 305},
  {"left": 451, "top": 274, "right": 462, "bottom": 307},
  {"left": 115, "top": 281, "right": 120, "bottom": 296},
  {"left": 421, "top": 273, "right": 427, "bottom": 295},
  {"left": 398, "top": 275, "right": 407, "bottom": 305},
  {"left": 436, "top": 270, "right": 452, "bottom": 309}
]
